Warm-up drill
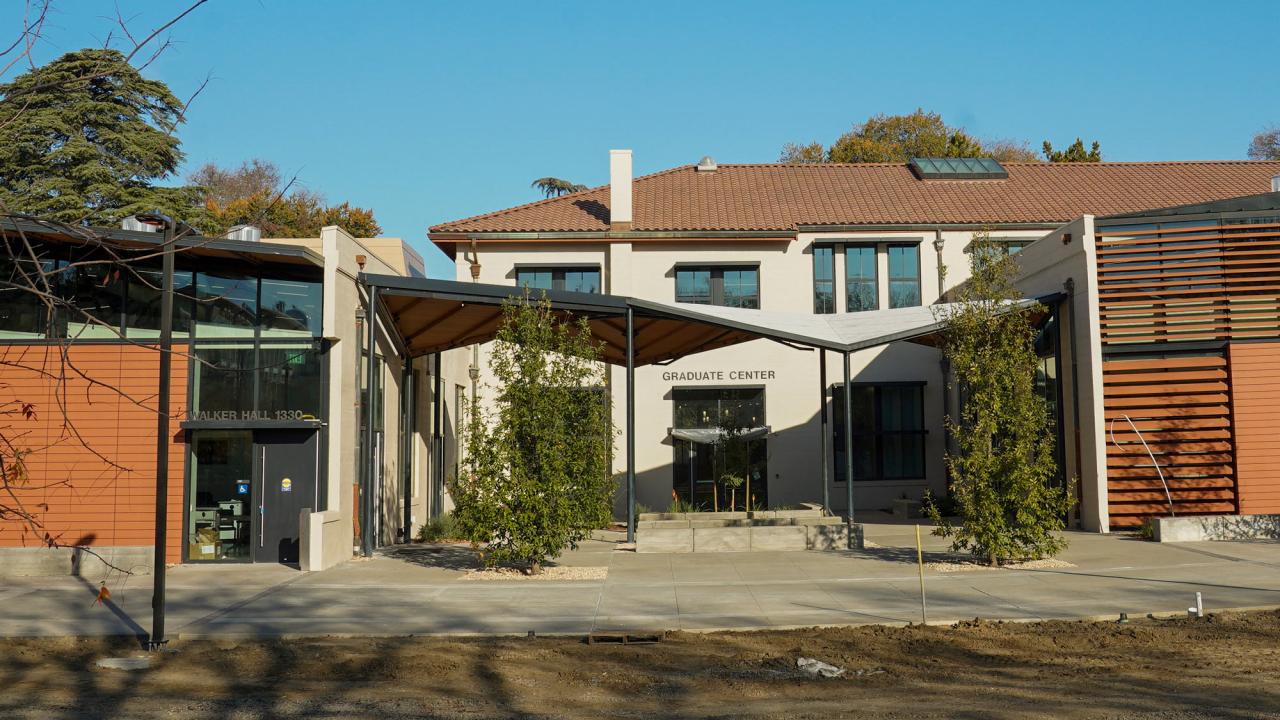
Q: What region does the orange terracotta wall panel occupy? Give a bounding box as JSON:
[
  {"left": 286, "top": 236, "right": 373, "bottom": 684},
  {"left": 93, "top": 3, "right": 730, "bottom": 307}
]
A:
[
  {"left": 0, "top": 343, "right": 187, "bottom": 560},
  {"left": 1229, "top": 341, "right": 1280, "bottom": 515}
]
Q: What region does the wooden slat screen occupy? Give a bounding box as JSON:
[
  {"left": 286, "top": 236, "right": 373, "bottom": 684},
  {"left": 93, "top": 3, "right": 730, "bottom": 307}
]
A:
[
  {"left": 1096, "top": 220, "right": 1280, "bottom": 345},
  {"left": 1102, "top": 354, "right": 1238, "bottom": 528},
  {"left": 1094, "top": 219, "right": 1280, "bottom": 529}
]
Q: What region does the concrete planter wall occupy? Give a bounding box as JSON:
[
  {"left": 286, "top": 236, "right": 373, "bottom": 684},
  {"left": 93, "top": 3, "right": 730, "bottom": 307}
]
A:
[{"left": 635, "top": 509, "right": 861, "bottom": 553}]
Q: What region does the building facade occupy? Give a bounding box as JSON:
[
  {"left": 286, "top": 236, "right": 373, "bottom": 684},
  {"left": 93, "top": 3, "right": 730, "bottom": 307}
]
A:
[
  {"left": 0, "top": 221, "right": 468, "bottom": 575},
  {"left": 429, "top": 152, "right": 1280, "bottom": 531}
]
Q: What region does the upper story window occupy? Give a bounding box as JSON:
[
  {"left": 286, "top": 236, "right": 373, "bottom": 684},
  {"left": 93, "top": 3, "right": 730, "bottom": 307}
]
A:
[
  {"left": 0, "top": 239, "right": 323, "bottom": 340},
  {"left": 675, "top": 266, "right": 759, "bottom": 309},
  {"left": 515, "top": 266, "right": 601, "bottom": 294},
  {"left": 813, "top": 246, "right": 834, "bottom": 314},
  {"left": 845, "top": 246, "right": 878, "bottom": 312},
  {"left": 887, "top": 244, "right": 921, "bottom": 308}
]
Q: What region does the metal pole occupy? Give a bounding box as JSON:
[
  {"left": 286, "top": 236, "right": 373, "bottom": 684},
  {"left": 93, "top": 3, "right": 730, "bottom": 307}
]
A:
[
  {"left": 432, "top": 351, "right": 443, "bottom": 520},
  {"left": 362, "top": 285, "right": 379, "bottom": 557},
  {"left": 402, "top": 364, "right": 414, "bottom": 542},
  {"left": 819, "top": 351, "right": 829, "bottom": 514},
  {"left": 843, "top": 351, "right": 855, "bottom": 546},
  {"left": 915, "top": 524, "right": 928, "bottom": 624},
  {"left": 625, "top": 306, "right": 636, "bottom": 544},
  {"left": 148, "top": 217, "right": 175, "bottom": 650}
]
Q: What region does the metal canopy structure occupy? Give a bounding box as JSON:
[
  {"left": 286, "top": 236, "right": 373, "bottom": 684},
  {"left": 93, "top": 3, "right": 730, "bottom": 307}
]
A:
[{"left": 358, "top": 273, "right": 1041, "bottom": 551}]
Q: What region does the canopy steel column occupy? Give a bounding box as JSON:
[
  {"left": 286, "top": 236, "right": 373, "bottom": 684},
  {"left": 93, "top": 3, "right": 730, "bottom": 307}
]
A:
[
  {"left": 626, "top": 306, "right": 636, "bottom": 544},
  {"left": 401, "top": 365, "right": 414, "bottom": 541},
  {"left": 148, "top": 215, "right": 175, "bottom": 651},
  {"left": 361, "top": 285, "right": 379, "bottom": 558},
  {"left": 843, "top": 351, "right": 855, "bottom": 544},
  {"left": 432, "top": 351, "right": 443, "bottom": 519},
  {"left": 819, "top": 351, "right": 829, "bottom": 514}
]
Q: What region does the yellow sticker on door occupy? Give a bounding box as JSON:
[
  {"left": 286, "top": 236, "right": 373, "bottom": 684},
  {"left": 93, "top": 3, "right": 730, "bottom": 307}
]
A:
[{"left": 281, "top": 477, "right": 292, "bottom": 493}]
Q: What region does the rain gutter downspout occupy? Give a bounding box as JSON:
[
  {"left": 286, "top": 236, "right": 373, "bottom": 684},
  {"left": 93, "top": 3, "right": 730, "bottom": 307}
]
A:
[{"left": 468, "top": 240, "right": 481, "bottom": 431}]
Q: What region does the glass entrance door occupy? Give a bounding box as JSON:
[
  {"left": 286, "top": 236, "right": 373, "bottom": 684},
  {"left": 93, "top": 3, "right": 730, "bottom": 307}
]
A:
[
  {"left": 187, "top": 431, "right": 254, "bottom": 562},
  {"left": 671, "top": 387, "right": 768, "bottom": 511}
]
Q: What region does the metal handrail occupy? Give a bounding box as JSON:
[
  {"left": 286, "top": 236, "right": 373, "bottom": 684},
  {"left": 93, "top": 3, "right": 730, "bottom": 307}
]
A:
[{"left": 1109, "top": 414, "right": 1175, "bottom": 517}]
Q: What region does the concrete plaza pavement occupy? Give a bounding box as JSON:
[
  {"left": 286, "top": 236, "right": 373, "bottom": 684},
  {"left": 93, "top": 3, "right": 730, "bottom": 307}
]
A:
[{"left": 3, "top": 517, "right": 1280, "bottom": 638}]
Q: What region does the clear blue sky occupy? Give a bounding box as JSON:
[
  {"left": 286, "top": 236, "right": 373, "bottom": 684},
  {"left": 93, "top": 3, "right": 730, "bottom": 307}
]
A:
[{"left": 23, "top": 0, "right": 1280, "bottom": 278}]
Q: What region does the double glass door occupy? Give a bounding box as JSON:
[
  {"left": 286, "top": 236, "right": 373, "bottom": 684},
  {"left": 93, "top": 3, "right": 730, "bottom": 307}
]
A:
[
  {"left": 186, "top": 429, "right": 318, "bottom": 564},
  {"left": 671, "top": 387, "right": 768, "bottom": 511}
]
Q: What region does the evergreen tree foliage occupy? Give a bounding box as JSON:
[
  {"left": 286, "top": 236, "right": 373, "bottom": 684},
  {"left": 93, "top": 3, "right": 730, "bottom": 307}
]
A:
[
  {"left": 452, "top": 294, "right": 615, "bottom": 572},
  {"left": 530, "top": 177, "right": 588, "bottom": 198},
  {"left": 0, "top": 48, "right": 206, "bottom": 226},
  {"left": 1042, "top": 138, "right": 1102, "bottom": 162},
  {"left": 928, "top": 232, "right": 1074, "bottom": 565}
]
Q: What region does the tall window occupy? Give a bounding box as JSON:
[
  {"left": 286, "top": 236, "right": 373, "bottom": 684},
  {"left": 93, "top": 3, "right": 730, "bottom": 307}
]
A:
[
  {"left": 845, "top": 246, "right": 877, "bottom": 312},
  {"left": 813, "top": 246, "right": 834, "bottom": 313},
  {"left": 675, "top": 266, "right": 759, "bottom": 308},
  {"left": 888, "top": 244, "right": 921, "bottom": 308},
  {"left": 515, "top": 267, "right": 601, "bottom": 293},
  {"left": 832, "top": 383, "right": 926, "bottom": 481}
]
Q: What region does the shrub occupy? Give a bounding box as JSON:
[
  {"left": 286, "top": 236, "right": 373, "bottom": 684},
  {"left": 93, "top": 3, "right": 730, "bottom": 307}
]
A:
[
  {"left": 450, "top": 293, "right": 616, "bottom": 573},
  {"left": 929, "top": 231, "right": 1075, "bottom": 565},
  {"left": 414, "top": 514, "right": 459, "bottom": 544}
]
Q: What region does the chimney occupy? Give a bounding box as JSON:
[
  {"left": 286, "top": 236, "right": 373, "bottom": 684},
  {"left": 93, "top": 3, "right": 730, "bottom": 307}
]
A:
[
  {"left": 1272, "top": 175, "right": 1280, "bottom": 193},
  {"left": 609, "top": 149, "right": 633, "bottom": 231}
]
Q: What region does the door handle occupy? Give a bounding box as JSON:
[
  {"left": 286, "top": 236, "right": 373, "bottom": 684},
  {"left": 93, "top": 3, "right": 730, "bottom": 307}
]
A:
[{"left": 260, "top": 446, "right": 266, "bottom": 548}]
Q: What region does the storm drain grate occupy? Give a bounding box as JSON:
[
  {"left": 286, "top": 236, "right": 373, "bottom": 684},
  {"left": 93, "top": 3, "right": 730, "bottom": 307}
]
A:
[{"left": 587, "top": 631, "right": 663, "bottom": 645}]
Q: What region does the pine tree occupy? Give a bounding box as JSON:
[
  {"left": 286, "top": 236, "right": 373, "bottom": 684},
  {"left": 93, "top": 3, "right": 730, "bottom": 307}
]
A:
[
  {"left": 928, "top": 232, "right": 1075, "bottom": 564},
  {"left": 452, "top": 293, "right": 615, "bottom": 573},
  {"left": 0, "top": 48, "right": 206, "bottom": 226}
]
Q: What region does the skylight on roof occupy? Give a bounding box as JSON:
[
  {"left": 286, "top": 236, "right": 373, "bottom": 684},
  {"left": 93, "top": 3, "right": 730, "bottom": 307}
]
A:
[{"left": 909, "top": 157, "right": 1008, "bottom": 180}]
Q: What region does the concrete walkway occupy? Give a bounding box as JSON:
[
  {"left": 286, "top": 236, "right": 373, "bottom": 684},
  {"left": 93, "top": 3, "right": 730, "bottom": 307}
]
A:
[{"left": 3, "top": 518, "right": 1280, "bottom": 638}]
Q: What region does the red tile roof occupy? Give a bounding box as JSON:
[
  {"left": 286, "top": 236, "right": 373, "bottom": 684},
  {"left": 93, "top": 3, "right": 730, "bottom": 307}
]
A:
[{"left": 429, "top": 161, "right": 1280, "bottom": 235}]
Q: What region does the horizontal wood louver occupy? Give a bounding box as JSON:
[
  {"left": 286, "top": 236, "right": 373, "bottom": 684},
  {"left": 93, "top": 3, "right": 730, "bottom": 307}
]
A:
[
  {"left": 1102, "top": 354, "right": 1238, "bottom": 527},
  {"left": 1095, "top": 218, "right": 1280, "bottom": 529},
  {"left": 1096, "top": 220, "right": 1280, "bottom": 345}
]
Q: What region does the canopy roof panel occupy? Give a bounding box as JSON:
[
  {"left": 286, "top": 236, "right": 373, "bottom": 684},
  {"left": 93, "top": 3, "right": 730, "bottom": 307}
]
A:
[{"left": 362, "top": 274, "right": 1041, "bottom": 366}]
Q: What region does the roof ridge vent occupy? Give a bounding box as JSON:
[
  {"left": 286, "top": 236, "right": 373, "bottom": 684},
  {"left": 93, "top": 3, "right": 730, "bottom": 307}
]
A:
[{"left": 697, "top": 156, "right": 718, "bottom": 173}]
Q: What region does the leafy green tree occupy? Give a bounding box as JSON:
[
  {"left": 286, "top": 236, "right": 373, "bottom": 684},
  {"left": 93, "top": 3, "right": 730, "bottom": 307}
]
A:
[
  {"left": 531, "top": 177, "right": 587, "bottom": 198},
  {"left": 781, "top": 109, "right": 990, "bottom": 163},
  {"left": 1042, "top": 138, "right": 1102, "bottom": 162},
  {"left": 452, "top": 293, "right": 615, "bottom": 573},
  {"left": 928, "top": 231, "right": 1074, "bottom": 565},
  {"left": 1248, "top": 126, "right": 1280, "bottom": 160},
  {"left": 191, "top": 159, "right": 382, "bottom": 237},
  {"left": 0, "top": 48, "right": 207, "bottom": 226}
]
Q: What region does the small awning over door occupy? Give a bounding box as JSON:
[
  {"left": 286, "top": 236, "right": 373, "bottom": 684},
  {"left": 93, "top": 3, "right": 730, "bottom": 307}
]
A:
[{"left": 670, "top": 426, "right": 770, "bottom": 444}]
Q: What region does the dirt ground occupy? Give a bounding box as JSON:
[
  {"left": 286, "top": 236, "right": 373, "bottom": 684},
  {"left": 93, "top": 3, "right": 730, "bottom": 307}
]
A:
[{"left": 4, "top": 611, "right": 1280, "bottom": 719}]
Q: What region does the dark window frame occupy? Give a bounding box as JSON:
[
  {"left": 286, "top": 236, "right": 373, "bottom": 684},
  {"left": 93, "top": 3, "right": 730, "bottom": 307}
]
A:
[
  {"left": 674, "top": 265, "right": 760, "bottom": 308},
  {"left": 843, "top": 244, "right": 879, "bottom": 312},
  {"left": 812, "top": 245, "right": 835, "bottom": 314},
  {"left": 514, "top": 265, "right": 602, "bottom": 294},
  {"left": 832, "top": 381, "right": 927, "bottom": 483},
  {"left": 886, "top": 243, "right": 922, "bottom": 309},
  {"left": 0, "top": 238, "right": 324, "bottom": 342}
]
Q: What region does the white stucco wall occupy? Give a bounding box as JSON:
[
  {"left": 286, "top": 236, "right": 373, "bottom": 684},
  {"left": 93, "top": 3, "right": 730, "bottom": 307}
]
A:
[
  {"left": 454, "top": 226, "right": 1065, "bottom": 518},
  {"left": 1013, "top": 217, "right": 1108, "bottom": 531}
]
